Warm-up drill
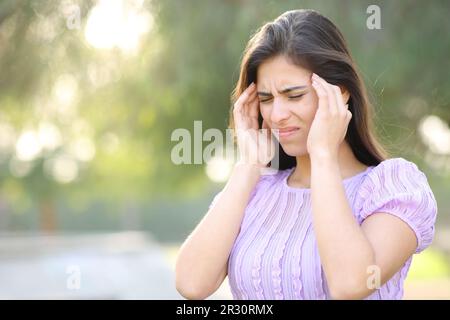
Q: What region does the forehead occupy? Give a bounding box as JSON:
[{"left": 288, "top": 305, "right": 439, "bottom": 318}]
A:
[{"left": 256, "top": 55, "right": 310, "bottom": 88}]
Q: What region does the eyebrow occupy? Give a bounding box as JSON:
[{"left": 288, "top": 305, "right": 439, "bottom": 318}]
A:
[{"left": 257, "top": 85, "right": 308, "bottom": 96}]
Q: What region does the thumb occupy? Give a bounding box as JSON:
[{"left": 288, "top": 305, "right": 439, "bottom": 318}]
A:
[
  {"left": 262, "top": 120, "right": 271, "bottom": 139},
  {"left": 262, "top": 119, "right": 267, "bottom": 129}
]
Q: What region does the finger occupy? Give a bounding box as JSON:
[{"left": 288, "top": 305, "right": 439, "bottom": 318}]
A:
[
  {"left": 332, "top": 85, "right": 347, "bottom": 114},
  {"left": 330, "top": 85, "right": 343, "bottom": 115},
  {"left": 311, "top": 75, "right": 329, "bottom": 113},
  {"left": 247, "top": 90, "right": 259, "bottom": 118},
  {"left": 346, "top": 110, "right": 352, "bottom": 122},
  {"left": 244, "top": 84, "right": 258, "bottom": 117},
  {"left": 268, "top": 120, "right": 279, "bottom": 140},
  {"left": 262, "top": 119, "right": 271, "bottom": 137},
  {"left": 248, "top": 100, "right": 259, "bottom": 119},
  {"left": 246, "top": 94, "right": 258, "bottom": 110},
  {"left": 342, "top": 112, "right": 351, "bottom": 138},
  {"left": 261, "top": 119, "right": 267, "bottom": 137},
  {"left": 261, "top": 120, "right": 274, "bottom": 162},
  {"left": 234, "top": 82, "right": 255, "bottom": 113},
  {"left": 314, "top": 74, "right": 338, "bottom": 115},
  {"left": 247, "top": 87, "right": 257, "bottom": 102},
  {"left": 262, "top": 119, "right": 268, "bottom": 129}
]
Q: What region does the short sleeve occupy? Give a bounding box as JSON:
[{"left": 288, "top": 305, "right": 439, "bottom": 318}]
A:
[{"left": 358, "top": 158, "right": 438, "bottom": 254}]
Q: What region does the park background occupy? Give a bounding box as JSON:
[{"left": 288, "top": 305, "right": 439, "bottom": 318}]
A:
[{"left": 0, "top": 0, "right": 449, "bottom": 299}]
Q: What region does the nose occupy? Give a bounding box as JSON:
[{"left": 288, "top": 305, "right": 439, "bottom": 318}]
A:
[{"left": 270, "top": 99, "right": 290, "bottom": 125}]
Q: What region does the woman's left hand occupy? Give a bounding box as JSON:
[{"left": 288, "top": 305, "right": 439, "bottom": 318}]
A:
[{"left": 306, "top": 73, "right": 352, "bottom": 159}]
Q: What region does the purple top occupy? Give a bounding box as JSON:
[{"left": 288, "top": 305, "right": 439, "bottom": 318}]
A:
[{"left": 209, "top": 157, "right": 437, "bottom": 299}]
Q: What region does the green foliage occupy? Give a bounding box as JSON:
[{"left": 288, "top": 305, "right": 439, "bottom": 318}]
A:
[{"left": 0, "top": 0, "right": 449, "bottom": 233}]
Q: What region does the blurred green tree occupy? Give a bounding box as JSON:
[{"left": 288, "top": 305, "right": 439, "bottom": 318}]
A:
[{"left": 0, "top": 0, "right": 449, "bottom": 233}]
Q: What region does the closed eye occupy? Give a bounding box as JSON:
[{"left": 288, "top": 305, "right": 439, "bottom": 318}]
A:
[{"left": 259, "top": 93, "right": 305, "bottom": 103}]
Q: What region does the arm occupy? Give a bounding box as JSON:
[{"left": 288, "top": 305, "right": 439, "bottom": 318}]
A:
[
  {"left": 310, "top": 155, "right": 417, "bottom": 299},
  {"left": 308, "top": 73, "right": 418, "bottom": 299},
  {"left": 176, "top": 81, "right": 274, "bottom": 299},
  {"left": 175, "top": 163, "right": 260, "bottom": 300}
]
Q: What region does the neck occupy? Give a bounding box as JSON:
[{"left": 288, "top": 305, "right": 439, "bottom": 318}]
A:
[{"left": 289, "top": 142, "right": 367, "bottom": 188}]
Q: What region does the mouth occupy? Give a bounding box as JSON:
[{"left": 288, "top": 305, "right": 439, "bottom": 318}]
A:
[{"left": 277, "top": 126, "right": 300, "bottom": 138}]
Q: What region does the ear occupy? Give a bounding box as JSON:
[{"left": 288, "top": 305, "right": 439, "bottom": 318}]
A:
[{"left": 339, "top": 86, "right": 350, "bottom": 104}]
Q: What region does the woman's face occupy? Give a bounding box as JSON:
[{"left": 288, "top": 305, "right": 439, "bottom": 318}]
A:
[{"left": 256, "top": 55, "right": 318, "bottom": 157}]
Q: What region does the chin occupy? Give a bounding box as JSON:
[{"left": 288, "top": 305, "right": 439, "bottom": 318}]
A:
[{"left": 279, "top": 140, "right": 308, "bottom": 157}]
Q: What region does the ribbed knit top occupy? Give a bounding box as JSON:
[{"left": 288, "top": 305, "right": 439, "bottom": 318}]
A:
[{"left": 208, "top": 157, "right": 438, "bottom": 299}]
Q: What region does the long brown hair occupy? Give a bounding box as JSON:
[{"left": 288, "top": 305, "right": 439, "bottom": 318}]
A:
[{"left": 229, "top": 9, "right": 389, "bottom": 169}]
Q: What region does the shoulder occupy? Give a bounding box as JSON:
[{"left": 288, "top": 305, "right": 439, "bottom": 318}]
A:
[
  {"left": 357, "top": 157, "right": 438, "bottom": 253},
  {"left": 359, "top": 157, "right": 434, "bottom": 201},
  {"left": 364, "top": 157, "right": 428, "bottom": 185}
]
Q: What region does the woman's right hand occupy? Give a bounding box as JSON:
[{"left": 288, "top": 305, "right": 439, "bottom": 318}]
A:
[{"left": 232, "top": 82, "right": 276, "bottom": 169}]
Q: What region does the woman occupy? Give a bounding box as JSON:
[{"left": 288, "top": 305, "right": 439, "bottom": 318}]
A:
[{"left": 175, "top": 9, "right": 437, "bottom": 300}]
